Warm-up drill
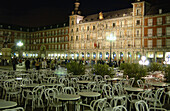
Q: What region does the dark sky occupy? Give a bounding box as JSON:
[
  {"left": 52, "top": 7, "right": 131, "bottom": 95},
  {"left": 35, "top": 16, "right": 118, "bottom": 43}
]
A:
[{"left": 0, "top": 0, "right": 161, "bottom": 27}]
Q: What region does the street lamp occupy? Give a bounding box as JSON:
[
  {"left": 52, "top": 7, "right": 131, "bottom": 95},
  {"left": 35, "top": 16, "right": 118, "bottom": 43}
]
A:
[
  {"left": 107, "top": 33, "right": 116, "bottom": 66},
  {"left": 139, "top": 56, "right": 149, "bottom": 66},
  {"left": 17, "top": 41, "right": 23, "bottom": 59}
]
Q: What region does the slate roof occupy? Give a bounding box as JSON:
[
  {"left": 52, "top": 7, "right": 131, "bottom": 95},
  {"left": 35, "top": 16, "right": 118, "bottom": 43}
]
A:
[
  {"left": 0, "top": 22, "right": 69, "bottom": 32},
  {"left": 82, "top": 8, "right": 133, "bottom": 23},
  {"left": 146, "top": 2, "right": 170, "bottom": 15}
]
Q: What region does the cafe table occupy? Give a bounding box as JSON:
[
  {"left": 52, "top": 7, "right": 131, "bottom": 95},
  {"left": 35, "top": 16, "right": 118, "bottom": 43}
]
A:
[
  {"left": 0, "top": 99, "right": 17, "bottom": 110},
  {"left": 56, "top": 94, "right": 80, "bottom": 111}
]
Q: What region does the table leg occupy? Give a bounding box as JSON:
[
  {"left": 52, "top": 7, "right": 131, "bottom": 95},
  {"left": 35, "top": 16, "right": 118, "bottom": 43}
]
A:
[
  {"left": 62, "top": 101, "right": 64, "bottom": 111},
  {"left": 68, "top": 101, "right": 69, "bottom": 111}
]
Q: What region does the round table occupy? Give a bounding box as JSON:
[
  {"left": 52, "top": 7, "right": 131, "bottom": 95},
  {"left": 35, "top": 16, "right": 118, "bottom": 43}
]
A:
[
  {"left": 20, "top": 84, "right": 39, "bottom": 88},
  {"left": 106, "top": 78, "right": 123, "bottom": 85},
  {"left": 56, "top": 94, "right": 80, "bottom": 111},
  {"left": 0, "top": 99, "right": 17, "bottom": 109},
  {"left": 150, "top": 82, "right": 168, "bottom": 87},
  {"left": 124, "top": 87, "right": 144, "bottom": 93},
  {"left": 77, "top": 81, "right": 92, "bottom": 84},
  {"left": 78, "top": 92, "right": 101, "bottom": 98}
]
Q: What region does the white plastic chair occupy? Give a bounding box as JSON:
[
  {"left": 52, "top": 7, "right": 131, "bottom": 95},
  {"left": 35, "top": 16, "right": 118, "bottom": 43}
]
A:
[
  {"left": 102, "top": 84, "right": 114, "bottom": 99},
  {"left": 3, "top": 80, "right": 22, "bottom": 104},
  {"left": 135, "top": 100, "right": 167, "bottom": 111},
  {"left": 144, "top": 88, "right": 165, "bottom": 109},
  {"left": 79, "top": 98, "right": 112, "bottom": 111},
  {"left": 44, "top": 88, "right": 67, "bottom": 111},
  {"left": 2, "top": 107, "right": 24, "bottom": 111},
  {"left": 23, "top": 85, "right": 45, "bottom": 111},
  {"left": 112, "top": 105, "right": 127, "bottom": 111}
]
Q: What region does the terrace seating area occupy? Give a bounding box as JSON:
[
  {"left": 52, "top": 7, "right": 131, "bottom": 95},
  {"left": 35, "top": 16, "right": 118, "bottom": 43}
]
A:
[{"left": 0, "top": 68, "right": 170, "bottom": 111}]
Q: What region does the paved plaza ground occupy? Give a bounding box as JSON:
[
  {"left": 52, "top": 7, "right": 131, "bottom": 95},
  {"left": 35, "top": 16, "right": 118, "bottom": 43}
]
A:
[{"left": 0, "top": 63, "right": 170, "bottom": 111}]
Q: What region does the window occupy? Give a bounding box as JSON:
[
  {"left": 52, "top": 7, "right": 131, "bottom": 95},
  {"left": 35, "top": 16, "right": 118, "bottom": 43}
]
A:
[
  {"left": 127, "top": 30, "right": 131, "bottom": 37},
  {"left": 55, "top": 45, "right": 57, "bottom": 49},
  {"left": 157, "top": 17, "right": 162, "bottom": 25},
  {"left": 62, "top": 44, "right": 64, "bottom": 49},
  {"left": 65, "top": 36, "right": 68, "bottom": 41},
  {"left": 71, "top": 36, "right": 73, "bottom": 41},
  {"left": 87, "top": 26, "right": 89, "bottom": 31},
  {"left": 113, "top": 23, "right": 115, "bottom": 27},
  {"left": 136, "top": 29, "right": 140, "bottom": 37},
  {"left": 49, "top": 38, "right": 51, "bottom": 43},
  {"left": 166, "top": 39, "right": 170, "bottom": 47},
  {"left": 87, "top": 35, "right": 89, "bottom": 40},
  {"left": 148, "top": 40, "right": 152, "bottom": 48},
  {"left": 72, "top": 21, "right": 74, "bottom": 25},
  {"left": 59, "top": 37, "right": 61, "bottom": 42},
  {"left": 42, "top": 39, "right": 44, "bottom": 43},
  {"left": 49, "top": 45, "right": 51, "bottom": 49},
  {"left": 93, "top": 26, "right": 95, "bottom": 30},
  {"left": 135, "top": 40, "right": 141, "bottom": 48},
  {"left": 136, "top": 20, "right": 140, "bottom": 25},
  {"left": 55, "top": 37, "right": 58, "bottom": 42},
  {"left": 81, "top": 35, "right": 84, "bottom": 40},
  {"left": 136, "top": 8, "right": 141, "bottom": 16},
  {"left": 120, "top": 21, "right": 124, "bottom": 27},
  {"left": 148, "top": 29, "right": 153, "bottom": 37},
  {"left": 46, "top": 38, "right": 48, "bottom": 43},
  {"left": 52, "top": 45, "right": 54, "bottom": 49},
  {"left": 58, "top": 45, "right": 60, "bottom": 50},
  {"left": 166, "top": 16, "right": 170, "bottom": 24},
  {"left": 52, "top": 38, "right": 54, "bottom": 43},
  {"left": 166, "top": 27, "right": 170, "bottom": 36},
  {"left": 76, "top": 36, "right": 78, "bottom": 41},
  {"left": 148, "top": 19, "right": 153, "bottom": 26},
  {"left": 157, "top": 28, "right": 162, "bottom": 36},
  {"left": 157, "top": 39, "right": 162, "bottom": 48},
  {"left": 76, "top": 28, "right": 79, "bottom": 32},
  {"left": 65, "top": 44, "right": 68, "bottom": 50}
]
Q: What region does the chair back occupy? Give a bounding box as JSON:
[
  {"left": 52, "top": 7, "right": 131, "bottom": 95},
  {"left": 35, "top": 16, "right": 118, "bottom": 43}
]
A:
[
  {"left": 137, "top": 79, "right": 144, "bottom": 88},
  {"left": 114, "top": 83, "right": 124, "bottom": 96},
  {"left": 113, "top": 105, "right": 127, "bottom": 111},
  {"left": 3, "top": 107, "right": 24, "bottom": 111},
  {"left": 135, "top": 100, "right": 149, "bottom": 111},
  {"left": 62, "top": 87, "right": 76, "bottom": 94},
  {"left": 102, "top": 84, "right": 114, "bottom": 99}
]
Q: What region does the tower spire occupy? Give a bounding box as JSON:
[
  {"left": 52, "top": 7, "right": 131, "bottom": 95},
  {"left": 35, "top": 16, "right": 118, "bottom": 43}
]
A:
[{"left": 72, "top": 0, "right": 81, "bottom": 15}]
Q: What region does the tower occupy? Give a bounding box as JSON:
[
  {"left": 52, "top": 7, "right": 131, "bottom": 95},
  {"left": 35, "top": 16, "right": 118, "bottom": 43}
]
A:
[{"left": 69, "top": 0, "right": 84, "bottom": 26}]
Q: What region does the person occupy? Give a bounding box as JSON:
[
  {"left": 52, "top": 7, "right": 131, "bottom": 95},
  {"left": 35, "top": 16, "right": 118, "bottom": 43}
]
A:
[
  {"left": 25, "top": 58, "right": 30, "bottom": 70},
  {"left": 12, "top": 57, "right": 17, "bottom": 70},
  {"left": 32, "top": 59, "right": 36, "bottom": 68},
  {"left": 42, "top": 59, "right": 47, "bottom": 69},
  {"left": 35, "top": 59, "right": 40, "bottom": 70}
]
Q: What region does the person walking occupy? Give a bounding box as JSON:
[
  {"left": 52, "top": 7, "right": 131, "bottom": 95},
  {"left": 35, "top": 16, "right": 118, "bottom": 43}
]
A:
[
  {"left": 12, "top": 57, "right": 17, "bottom": 70},
  {"left": 25, "top": 58, "right": 30, "bottom": 70},
  {"left": 42, "top": 59, "right": 47, "bottom": 69},
  {"left": 35, "top": 59, "right": 40, "bottom": 70}
]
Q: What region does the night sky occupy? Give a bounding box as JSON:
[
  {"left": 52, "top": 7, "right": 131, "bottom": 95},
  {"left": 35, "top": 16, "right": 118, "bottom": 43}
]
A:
[{"left": 0, "top": 0, "right": 166, "bottom": 27}]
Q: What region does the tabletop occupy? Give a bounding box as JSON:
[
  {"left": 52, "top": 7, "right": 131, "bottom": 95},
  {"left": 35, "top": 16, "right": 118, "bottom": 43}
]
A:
[
  {"left": 124, "top": 87, "right": 144, "bottom": 92},
  {"left": 20, "top": 84, "right": 39, "bottom": 88},
  {"left": 78, "top": 92, "right": 101, "bottom": 98},
  {"left": 56, "top": 94, "right": 80, "bottom": 101},
  {"left": 0, "top": 99, "right": 17, "bottom": 109},
  {"left": 106, "top": 78, "right": 123, "bottom": 81},
  {"left": 77, "top": 81, "right": 92, "bottom": 84},
  {"left": 150, "top": 82, "right": 169, "bottom": 87}
]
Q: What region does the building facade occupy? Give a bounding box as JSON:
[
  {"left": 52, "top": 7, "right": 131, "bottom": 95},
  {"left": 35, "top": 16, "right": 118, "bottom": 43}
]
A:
[{"left": 0, "top": 0, "right": 170, "bottom": 64}]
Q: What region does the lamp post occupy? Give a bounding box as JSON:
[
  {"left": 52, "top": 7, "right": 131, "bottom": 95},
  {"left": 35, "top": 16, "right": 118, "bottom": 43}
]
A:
[
  {"left": 107, "top": 33, "right": 116, "bottom": 66},
  {"left": 17, "top": 41, "right": 23, "bottom": 59},
  {"left": 139, "top": 56, "right": 149, "bottom": 67}
]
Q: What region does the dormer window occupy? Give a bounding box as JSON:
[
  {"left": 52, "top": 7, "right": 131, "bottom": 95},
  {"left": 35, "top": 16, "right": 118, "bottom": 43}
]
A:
[{"left": 136, "top": 8, "right": 141, "bottom": 16}]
